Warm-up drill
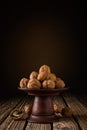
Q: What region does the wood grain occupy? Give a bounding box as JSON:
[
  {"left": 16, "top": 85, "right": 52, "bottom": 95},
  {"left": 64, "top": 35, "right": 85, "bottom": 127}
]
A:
[
  {"left": 63, "top": 92, "right": 87, "bottom": 130},
  {"left": 0, "top": 93, "right": 87, "bottom": 130},
  {"left": 53, "top": 95, "right": 79, "bottom": 130}
]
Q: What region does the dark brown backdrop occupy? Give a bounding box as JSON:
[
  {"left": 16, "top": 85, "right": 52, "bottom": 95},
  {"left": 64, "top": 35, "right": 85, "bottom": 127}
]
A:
[{"left": 1, "top": 1, "right": 86, "bottom": 97}]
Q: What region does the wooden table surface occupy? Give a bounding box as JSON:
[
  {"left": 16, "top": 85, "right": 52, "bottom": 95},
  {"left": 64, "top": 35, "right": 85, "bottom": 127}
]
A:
[{"left": 0, "top": 92, "right": 87, "bottom": 130}]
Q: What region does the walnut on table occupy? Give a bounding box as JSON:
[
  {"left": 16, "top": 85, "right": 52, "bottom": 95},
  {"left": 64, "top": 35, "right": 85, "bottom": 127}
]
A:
[
  {"left": 24, "top": 104, "right": 32, "bottom": 114},
  {"left": 61, "top": 107, "right": 73, "bottom": 117},
  {"left": 53, "top": 103, "right": 63, "bottom": 113}
]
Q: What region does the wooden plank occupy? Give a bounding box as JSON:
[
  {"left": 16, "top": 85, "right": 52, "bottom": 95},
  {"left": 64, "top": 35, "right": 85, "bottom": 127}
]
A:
[
  {"left": 53, "top": 95, "right": 79, "bottom": 130},
  {"left": 0, "top": 96, "right": 23, "bottom": 125},
  {"left": 26, "top": 123, "right": 51, "bottom": 130},
  {"left": 26, "top": 123, "right": 41, "bottom": 130},
  {"left": 0, "top": 96, "right": 24, "bottom": 115},
  {"left": 76, "top": 95, "right": 87, "bottom": 108},
  {"left": 0, "top": 99, "right": 13, "bottom": 114},
  {"left": 0, "top": 99, "right": 8, "bottom": 107},
  {"left": 14, "top": 96, "right": 33, "bottom": 130},
  {"left": 44, "top": 124, "right": 51, "bottom": 130},
  {"left": 3, "top": 96, "right": 33, "bottom": 130},
  {"left": 53, "top": 118, "right": 79, "bottom": 130},
  {"left": 1, "top": 94, "right": 86, "bottom": 130},
  {"left": 41, "top": 124, "right": 49, "bottom": 130},
  {"left": 63, "top": 93, "right": 87, "bottom": 130},
  {"left": 0, "top": 95, "right": 25, "bottom": 130}
]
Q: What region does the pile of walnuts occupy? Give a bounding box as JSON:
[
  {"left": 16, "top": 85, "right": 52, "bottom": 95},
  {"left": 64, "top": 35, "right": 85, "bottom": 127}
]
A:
[{"left": 19, "top": 65, "right": 65, "bottom": 89}]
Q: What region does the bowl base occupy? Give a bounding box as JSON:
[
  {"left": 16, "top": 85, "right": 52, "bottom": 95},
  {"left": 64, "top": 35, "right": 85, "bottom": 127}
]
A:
[{"left": 28, "top": 114, "right": 59, "bottom": 123}]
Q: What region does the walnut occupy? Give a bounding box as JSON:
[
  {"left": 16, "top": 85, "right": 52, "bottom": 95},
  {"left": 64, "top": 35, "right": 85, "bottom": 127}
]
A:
[
  {"left": 55, "top": 78, "right": 65, "bottom": 88},
  {"left": 61, "top": 107, "right": 73, "bottom": 117},
  {"left": 24, "top": 104, "right": 32, "bottom": 114},
  {"left": 53, "top": 103, "right": 62, "bottom": 113},
  {"left": 27, "top": 79, "right": 41, "bottom": 89},
  {"left": 42, "top": 80, "right": 55, "bottom": 89},
  {"left": 37, "top": 71, "right": 48, "bottom": 81},
  {"left": 29, "top": 71, "right": 38, "bottom": 79},
  {"left": 42, "top": 80, "right": 48, "bottom": 89},
  {"left": 20, "top": 78, "right": 29, "bottom": 88},
  {"left": 39, "top": 65, "right": 51, "bottom": 74},
  {"left": 53, "top": 103, "right": 58, "bottom": 113},
  {"left": 47, "top": 73, "right": 56, "bottom": 81},
  {"left": 10, "top": 109, "right": 24, "bottom": 120}
]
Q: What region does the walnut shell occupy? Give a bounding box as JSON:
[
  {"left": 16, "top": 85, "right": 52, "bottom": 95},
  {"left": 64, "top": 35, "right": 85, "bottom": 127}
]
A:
[
  {"left": 47, "top": 73, "right": 56, "bottom": 81},
  {"left": 61, "top": 107, "right": 73, "bottom": 117},
  {"left": 42, "top": 80, "right": 55, "bottom": 89},
  {"left": 55, "top": 78, "right": 65, "bottom": 88},
  {"left": 53, "top": 104, "right": 58, "bottom": 113},
  {"left": 10, "top": 109, "right": 24, "bottom": 120},
  {"left": 20, "top": 78, "right": 29, "bottom": 88},
  {"left": 37, "top": 71, "right": 48, "bottom": 81},
  {"left": 39, "top": 65, "right": 51, "bottom": 74},
  {"left": 42, "top": 80, "right": 48, "bottom": 89},
  {"left": 24, "top": 104, "right": 32, "bottom": 114},
  {"left": 29, "top": 71, "right": 38, "bottom": 79},
  {"left": 53, "top": 103, "right": 62, "bottom": 113},
  {"left": 27, "top": 79, "right": 41, "bottom": 89}
]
